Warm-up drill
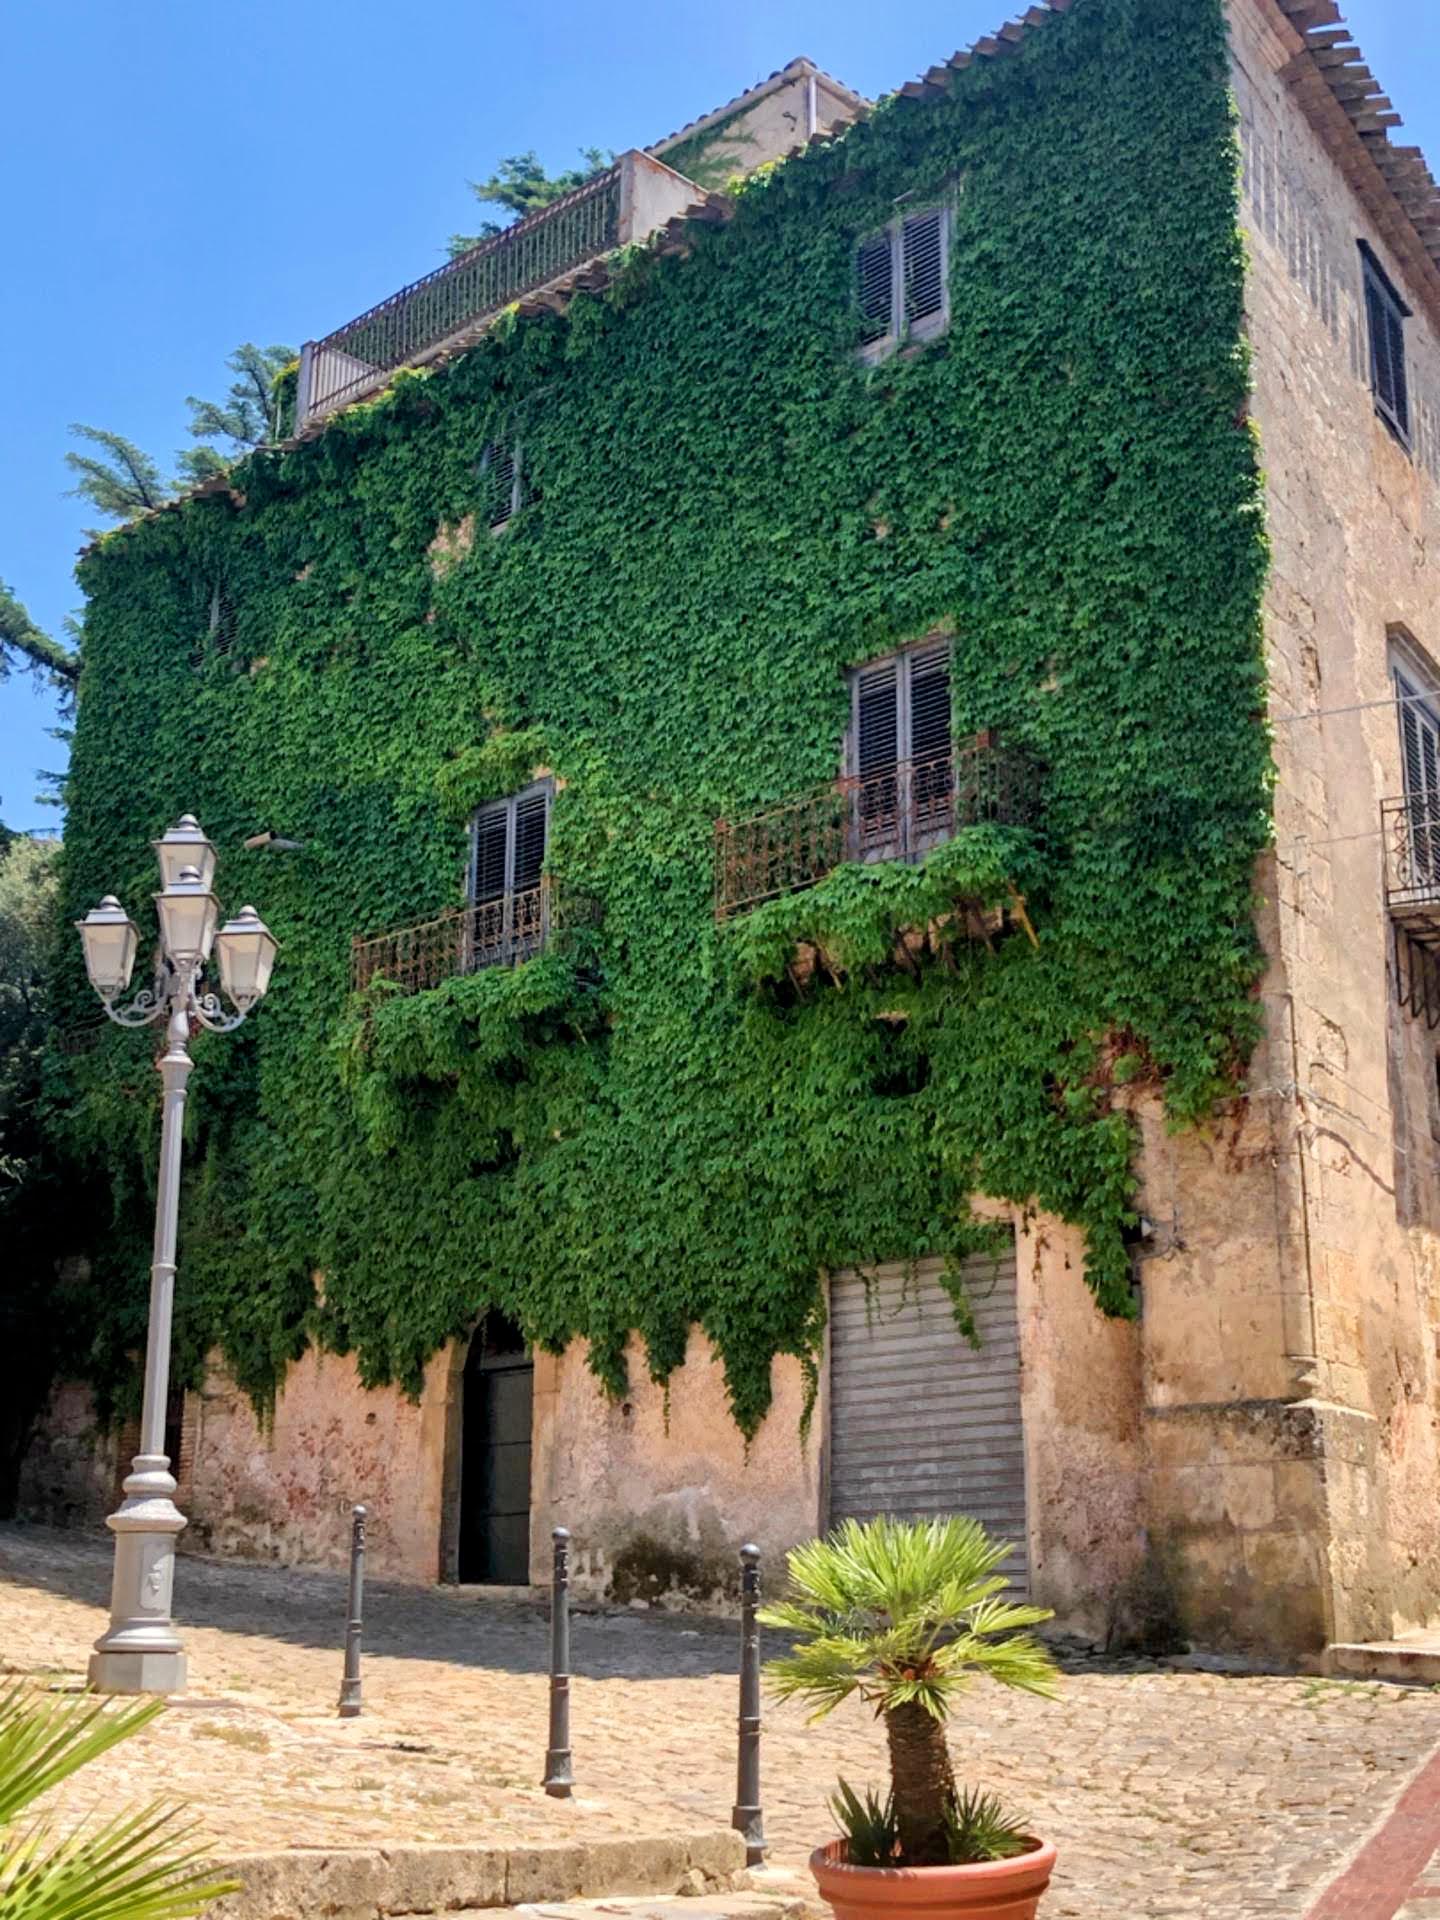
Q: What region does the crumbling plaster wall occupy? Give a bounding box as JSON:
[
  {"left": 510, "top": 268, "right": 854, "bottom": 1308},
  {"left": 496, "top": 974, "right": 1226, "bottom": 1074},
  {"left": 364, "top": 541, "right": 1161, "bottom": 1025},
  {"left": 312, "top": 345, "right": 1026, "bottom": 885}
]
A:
[
  {"left": 181, "top": 1347, "right": 449, "bottom": 1581},
  {"left": 1162, "top": 0, "right": 1440, "bottom": 1650}
]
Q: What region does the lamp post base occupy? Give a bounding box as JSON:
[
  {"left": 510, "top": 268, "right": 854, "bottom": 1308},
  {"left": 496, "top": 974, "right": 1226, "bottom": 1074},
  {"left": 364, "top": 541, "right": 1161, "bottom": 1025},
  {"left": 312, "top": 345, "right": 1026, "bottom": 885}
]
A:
[
  {"left": 88, "top": 1647, "right": 188, "bottom": 1695},
  {"left": 89, "top": 1455, "right": 188, "bottom": 1697}
]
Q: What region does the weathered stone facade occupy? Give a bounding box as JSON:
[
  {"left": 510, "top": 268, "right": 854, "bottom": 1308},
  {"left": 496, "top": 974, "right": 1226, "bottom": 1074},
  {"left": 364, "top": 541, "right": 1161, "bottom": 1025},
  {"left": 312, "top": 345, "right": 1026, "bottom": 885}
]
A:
[{"left": 19, "top": 0, "right": 1440, "bottom": 1659}]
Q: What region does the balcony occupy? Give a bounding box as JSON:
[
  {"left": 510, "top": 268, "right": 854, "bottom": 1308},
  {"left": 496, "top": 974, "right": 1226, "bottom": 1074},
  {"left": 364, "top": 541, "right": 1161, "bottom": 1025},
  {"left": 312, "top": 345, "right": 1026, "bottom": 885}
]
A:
[
  {"left": 1383, "top": 794, "right": 1440, "bottom": 935},
  {"left": 713, "top": 733, "right": 1038, "bottom": 923},
  {"left": 1384, "top": 795, "right": 1440, "bottom": 1026},
  {"left": 353, "top": 881, "right": 555, "bottom": 995},
  {"left": 297, "top": 151, "right": 706, "bottom": 431}
]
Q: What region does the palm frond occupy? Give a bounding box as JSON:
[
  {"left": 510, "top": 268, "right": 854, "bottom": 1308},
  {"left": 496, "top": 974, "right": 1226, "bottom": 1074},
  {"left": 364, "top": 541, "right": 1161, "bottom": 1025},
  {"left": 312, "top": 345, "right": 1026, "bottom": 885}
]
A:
[
  {"left": 762, "top": 1515, "right": 1060, "bottom": 1722},
  {"left": 0, "top": 1693, "right": 165, "bottom": 1827},
  {"left": 0, "top": 1804, "right": 238, "bottom": 1920}
]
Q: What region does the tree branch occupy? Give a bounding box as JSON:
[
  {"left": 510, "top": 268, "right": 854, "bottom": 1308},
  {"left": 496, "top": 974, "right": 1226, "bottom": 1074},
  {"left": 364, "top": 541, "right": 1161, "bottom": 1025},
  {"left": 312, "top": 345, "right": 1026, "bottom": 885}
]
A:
[{"left": 0, "top": 580, "right": 79, "bottom": 685}]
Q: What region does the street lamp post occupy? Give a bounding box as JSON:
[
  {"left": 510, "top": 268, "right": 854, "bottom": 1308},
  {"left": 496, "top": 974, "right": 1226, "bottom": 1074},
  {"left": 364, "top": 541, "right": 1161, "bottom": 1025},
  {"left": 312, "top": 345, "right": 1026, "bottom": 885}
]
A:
[{"left": 76, "top": 815, "right": 278, "bottom": 1695}]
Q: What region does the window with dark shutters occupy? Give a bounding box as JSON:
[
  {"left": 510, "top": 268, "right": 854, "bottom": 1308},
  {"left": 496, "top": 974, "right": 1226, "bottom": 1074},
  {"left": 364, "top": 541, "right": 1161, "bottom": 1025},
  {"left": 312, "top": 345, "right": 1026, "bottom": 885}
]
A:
[
  {"left": 1361, "top": 245, "right": 1411, "bottom": 445},
  {"left": 468, "top": 780, "right": 553, "bottom": 967},
  {"left": 856, "top": 205, "right": 950, "bottom": 359},
  {"left": 847, "top": 642, "right": 954, "bottom": 860}
]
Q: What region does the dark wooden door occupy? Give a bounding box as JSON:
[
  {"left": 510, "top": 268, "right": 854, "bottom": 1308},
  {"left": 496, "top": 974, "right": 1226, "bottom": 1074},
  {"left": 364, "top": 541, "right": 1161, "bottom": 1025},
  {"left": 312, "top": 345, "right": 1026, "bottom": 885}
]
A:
[{"left": 458, "top": 1315, "right": 533, "bottom": 1584}]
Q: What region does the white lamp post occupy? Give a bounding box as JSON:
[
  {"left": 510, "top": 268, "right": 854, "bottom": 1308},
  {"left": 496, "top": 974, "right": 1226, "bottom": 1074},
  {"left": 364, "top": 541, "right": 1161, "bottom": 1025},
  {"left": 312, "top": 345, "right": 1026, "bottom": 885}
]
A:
[{"left": 75, "top": 817, "right": 278, "bottom": 1694}]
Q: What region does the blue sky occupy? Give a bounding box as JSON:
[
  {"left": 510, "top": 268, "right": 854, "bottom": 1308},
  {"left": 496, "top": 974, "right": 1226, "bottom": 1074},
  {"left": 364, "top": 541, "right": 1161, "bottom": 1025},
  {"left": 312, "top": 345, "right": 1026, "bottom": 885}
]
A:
[{"left": 1, "top": 0, "right": 1434, "bottom": 827}]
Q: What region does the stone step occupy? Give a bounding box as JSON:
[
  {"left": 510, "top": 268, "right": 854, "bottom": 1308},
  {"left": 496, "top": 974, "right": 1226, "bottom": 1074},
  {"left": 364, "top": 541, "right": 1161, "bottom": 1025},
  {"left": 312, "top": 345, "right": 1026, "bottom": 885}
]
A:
[
  {"left": 1327, "top": 1634, "right": 1440, "bottom": 1683},
  {"left": 515, "top": 1895, "right": 809, "bottom": 1920}
]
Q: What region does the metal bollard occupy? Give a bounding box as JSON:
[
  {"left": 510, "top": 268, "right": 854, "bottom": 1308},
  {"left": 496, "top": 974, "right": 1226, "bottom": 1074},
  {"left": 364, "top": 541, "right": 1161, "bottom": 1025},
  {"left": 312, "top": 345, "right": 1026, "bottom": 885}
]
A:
[
  {"left": 542, "top": 1526, "right": 574, "bottom": 1797},
  {"left": 337, "top": 1504, "right": 366, "bottom": 1718},
  {"left": 731, "top": 1542, "right": 766, "bottom": 1865}
]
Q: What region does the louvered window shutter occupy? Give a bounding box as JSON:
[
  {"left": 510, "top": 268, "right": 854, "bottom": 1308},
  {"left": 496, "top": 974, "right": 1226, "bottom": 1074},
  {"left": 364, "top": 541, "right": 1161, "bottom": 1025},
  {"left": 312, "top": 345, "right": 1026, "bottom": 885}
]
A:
[
  {"left": 857, "top": 232, "right": 895, "bottom": 347},
  {"left": 472, "top": 804, "right": 510, "bottom": 904},
  {"left": 856, "top": 661, "right": 901, "bottom": 775},
  {"left": 1386, "top": 301, "right": 1410, "bottom": 437},
  {"left": 852, "top": 660, "right": 901, "bottom": 859},
  {"left": 1364, "top": 255, "right": 1410, "bottom": 439},
  {"left": 512, "top": 788, "right": 549, "bottom": 892},
  {"left": 1368, "top": 278, "right": 1395, "bottom": 417},
  {"left": 908, "top": 645, "right": 952, "bottom": 762},
  {"left": 482, "top": 442, "right": 518, "bottom": 529},
  {"left": 902, "top": 210, "right": 946, "bottom": 333}
]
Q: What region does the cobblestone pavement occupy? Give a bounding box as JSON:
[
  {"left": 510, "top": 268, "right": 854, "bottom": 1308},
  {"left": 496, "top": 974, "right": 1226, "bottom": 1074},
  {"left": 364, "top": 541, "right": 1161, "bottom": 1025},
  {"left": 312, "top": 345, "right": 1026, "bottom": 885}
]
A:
[{"left": 4, "top": 1524, "right": 1440, "bottom": 1920}]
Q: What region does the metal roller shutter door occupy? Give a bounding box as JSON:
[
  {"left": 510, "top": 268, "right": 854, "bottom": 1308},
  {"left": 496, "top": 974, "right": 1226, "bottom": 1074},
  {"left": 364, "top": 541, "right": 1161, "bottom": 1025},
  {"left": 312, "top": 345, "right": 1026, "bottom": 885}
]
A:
[{"left": 828, "top": 1254, "right": 1028, "bottom": 1593}]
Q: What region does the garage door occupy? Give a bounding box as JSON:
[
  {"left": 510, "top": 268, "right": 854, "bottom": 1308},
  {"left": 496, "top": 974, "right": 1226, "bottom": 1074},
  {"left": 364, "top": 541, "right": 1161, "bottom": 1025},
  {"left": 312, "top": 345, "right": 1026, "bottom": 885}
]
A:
[{"left": 828, "top": 1252, "right": 1028, "bottom": 1592}]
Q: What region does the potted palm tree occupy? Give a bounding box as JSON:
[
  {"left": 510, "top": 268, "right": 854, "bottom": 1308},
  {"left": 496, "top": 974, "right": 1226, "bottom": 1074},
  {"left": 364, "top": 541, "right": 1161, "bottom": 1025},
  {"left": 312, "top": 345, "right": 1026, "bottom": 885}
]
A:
[{"left": 760, "top": 1515, "right": 1061, "bottom": 1920}]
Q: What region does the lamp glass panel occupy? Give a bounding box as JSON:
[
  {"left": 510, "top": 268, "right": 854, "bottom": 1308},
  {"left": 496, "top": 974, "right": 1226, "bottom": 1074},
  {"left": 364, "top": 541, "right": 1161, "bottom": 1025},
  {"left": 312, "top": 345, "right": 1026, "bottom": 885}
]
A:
[
  {"left": 216, "top": 921, "right": 278, "bottom": 1005},
  {"left": 157, "top": 888, "right": 219, "bottom": 962},
  {"left": 154, "top": 829, "right": 217, "bottom": 891},
  {"left": 81, "top": 917, "right": 138, "bottom": 994}
]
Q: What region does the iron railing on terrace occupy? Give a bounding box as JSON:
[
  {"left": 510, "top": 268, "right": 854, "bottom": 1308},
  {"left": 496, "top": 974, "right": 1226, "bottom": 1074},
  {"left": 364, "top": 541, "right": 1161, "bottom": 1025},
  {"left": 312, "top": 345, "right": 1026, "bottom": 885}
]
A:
[
  {"left": 1383, "top": 794, "right": 1440, "bottom": 932},
  {"left": 713, "top": 733, "right": 1038, "bottom": 923},
  {"left": 352, "top": 880, "right": 555, "bottom": 995},
  {"left": 297, "top": 151, "right": 703, "bottom": 429}
]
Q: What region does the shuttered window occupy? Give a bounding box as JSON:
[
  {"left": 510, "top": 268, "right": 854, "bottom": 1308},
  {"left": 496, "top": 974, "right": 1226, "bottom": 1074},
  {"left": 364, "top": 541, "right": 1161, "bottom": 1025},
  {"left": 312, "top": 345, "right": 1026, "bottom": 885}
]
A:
[
  {"left": 856, "top": 206, "right": 950, "bottom": 359},
  {"left": 848, "top": 642, "right": 953, "bottom": 860},
  {"left": 469, "top": 782, "right": 552, "bottom": 904},
  {"left": 849, "top": 643, "right": 952, "bottom": 776},
  {"left": 1362, "top": 245, "right": 1411, "bottom": 445},
  {"left": 1398, "top": 670, "right": 1440, "bottom": 884},
  {"left": 480, "top": 441, "right": 522, "bottom": 530}
]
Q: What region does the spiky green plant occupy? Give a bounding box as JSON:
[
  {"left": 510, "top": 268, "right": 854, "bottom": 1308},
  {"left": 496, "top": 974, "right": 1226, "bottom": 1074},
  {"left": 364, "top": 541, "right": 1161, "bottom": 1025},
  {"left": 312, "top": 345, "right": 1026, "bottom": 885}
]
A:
[
  {"left": 942, "top": 1787, "right": 1032, "bottom": 1866},
  {"left": 760, "top": 1516, "right": 1060, "bottom": 1867},
  {"left": 828, "top": 1780, "right": 898, "bottom": 1868},
  {"left": 0, "top": 1686, "right": 239, "bottom": 1920}
]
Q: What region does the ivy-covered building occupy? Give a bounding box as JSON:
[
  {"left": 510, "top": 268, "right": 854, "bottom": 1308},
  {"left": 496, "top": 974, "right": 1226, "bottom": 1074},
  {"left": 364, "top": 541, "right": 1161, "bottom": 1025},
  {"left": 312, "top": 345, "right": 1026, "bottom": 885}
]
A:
[{"left": 24, "top": 0, "right": 1440, "bottom": 1657}]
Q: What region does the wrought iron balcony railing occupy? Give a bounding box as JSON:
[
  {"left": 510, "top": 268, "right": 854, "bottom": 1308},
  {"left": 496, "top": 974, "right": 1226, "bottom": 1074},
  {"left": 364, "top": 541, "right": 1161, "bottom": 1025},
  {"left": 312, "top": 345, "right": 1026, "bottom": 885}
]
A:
[
  {"left": 297, "top": 151, "right": 703, "bottom": 430},
  {"left": 352, "top": 880, "right": 555, "bottom": 995},
  {"left": 713, "top": 733, "right": 1038, "bottom": 923},
  {"left": 1383, "top": 794, "right": 1440, "bottom": 934}
]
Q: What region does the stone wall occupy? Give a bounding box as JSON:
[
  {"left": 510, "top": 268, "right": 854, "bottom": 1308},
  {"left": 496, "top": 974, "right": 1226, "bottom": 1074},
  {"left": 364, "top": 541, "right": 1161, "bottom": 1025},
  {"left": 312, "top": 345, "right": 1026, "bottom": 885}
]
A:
[
  {"left": 1140, "top": 0, "right": 1440, "bottom": 1652},
  {"left": 15, "top": 1382, "right": 119, "bottom": 1530}
]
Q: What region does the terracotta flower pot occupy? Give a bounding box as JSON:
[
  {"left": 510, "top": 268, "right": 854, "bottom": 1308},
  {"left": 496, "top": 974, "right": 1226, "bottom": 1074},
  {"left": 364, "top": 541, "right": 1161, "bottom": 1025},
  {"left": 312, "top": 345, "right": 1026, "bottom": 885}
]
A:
[{"left": 810, "top": 1837, "right": 1058, "bottom": 1920}]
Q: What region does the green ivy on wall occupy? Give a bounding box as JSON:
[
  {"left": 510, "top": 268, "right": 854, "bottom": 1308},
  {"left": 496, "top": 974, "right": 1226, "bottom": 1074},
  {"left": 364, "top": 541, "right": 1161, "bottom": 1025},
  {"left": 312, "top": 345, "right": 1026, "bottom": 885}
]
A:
[{"left": 52, "top": 0, "right": 1270, "bottom": 1439}]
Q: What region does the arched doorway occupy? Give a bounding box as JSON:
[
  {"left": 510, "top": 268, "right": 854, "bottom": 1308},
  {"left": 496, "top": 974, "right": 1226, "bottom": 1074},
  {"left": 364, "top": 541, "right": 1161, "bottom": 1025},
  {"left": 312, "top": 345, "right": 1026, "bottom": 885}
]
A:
[{"left": 457, "top": 1312, "right": 534, "bottom": 1584}]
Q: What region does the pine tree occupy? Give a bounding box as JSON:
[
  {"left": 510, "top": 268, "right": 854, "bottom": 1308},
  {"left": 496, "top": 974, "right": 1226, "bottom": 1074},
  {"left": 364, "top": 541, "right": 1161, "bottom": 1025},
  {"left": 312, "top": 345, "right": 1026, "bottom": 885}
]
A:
[
  {"left": 177, "top": 342, "right": 296, "bottom": 482},
  {"left": 64, "top": 425, "right": 173, "bottom": 523},
  {"left": 448, "top": 148, "right": 612, "bottom": 259}
]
